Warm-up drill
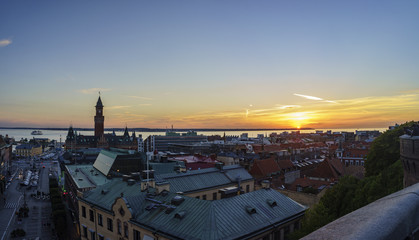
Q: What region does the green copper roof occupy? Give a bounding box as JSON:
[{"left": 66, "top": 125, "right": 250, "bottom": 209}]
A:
[
  {"left": 154, "top": 165, "right": 253, "bottom": 193},
  {"left": 65, "top": 164, "right": 111, "bottom": 189},
  {"left": 82, "top": 181, "right": 306, "bottom": 240}
]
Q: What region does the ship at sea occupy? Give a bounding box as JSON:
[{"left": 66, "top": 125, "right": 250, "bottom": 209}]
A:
[{"left": 31, "top": 130, "right": 43, "bottom": 135}]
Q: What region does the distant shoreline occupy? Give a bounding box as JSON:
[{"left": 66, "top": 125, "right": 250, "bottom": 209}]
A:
[{"left": 0, "top": 127, "right": 313, "bottom": 132}]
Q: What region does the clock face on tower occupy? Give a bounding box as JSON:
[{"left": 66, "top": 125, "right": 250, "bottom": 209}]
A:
[{"left": 98, "top": 110, "right": 101, "bottom": 114}]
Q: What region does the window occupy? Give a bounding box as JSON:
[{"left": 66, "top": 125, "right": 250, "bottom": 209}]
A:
[
  {"left": 82, "top": 226, "right": 87, "bottom": 238},
  {"left": 195, "top": 196, "right": 200, "bottom": 199},
  {"left": 246, "top": 184, "right": 250, "bottom": 193},
  {"left": 133, "top": 229, "right": 141, "bottom": 240},
  {"left": 89, "top": 209, "right": 94, "bottom": 222},
  {"left": 202, "top": 194, "right": 207, "bottom": 200},
  {"left": 107, "top": 218, "right": 113, "bottom": 232},
  {"left": 213, "top": 192, "right": 217, "bottom": 200},
  {"left": 98, "top": 235, "right": 104, "bottom": 240},
  {"left": 117, "top": 220, "right": 122, "bottom": 235},
  {"left": 82, "top": 206, "right": 86, "bottom": 218},
  {"left": 90, "top": 230, "right": 95, "bottom": 240},
  {"left": 98, "top": 213, "right": 103, "bottom": 226},
  {"left": 294, "top": 220, "right": 300, "bottom": 230},
  {"left": 124, "top": 222, "right": 129, "bottom": 238}
]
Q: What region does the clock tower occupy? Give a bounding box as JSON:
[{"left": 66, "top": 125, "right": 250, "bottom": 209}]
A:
[{"left": 94, "top": 95, "right": 104, "bottom": 137}]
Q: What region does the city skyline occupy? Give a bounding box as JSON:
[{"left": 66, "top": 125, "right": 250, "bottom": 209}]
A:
[{"left": 1, "top": 1, "right": 419, "bottom": 129}]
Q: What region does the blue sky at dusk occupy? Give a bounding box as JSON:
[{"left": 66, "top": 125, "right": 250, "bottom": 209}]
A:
[{"left": 1, "top": 1, "right": 419, "bottom": 129}]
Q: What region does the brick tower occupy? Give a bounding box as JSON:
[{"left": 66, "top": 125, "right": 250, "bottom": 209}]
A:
[{"left": 94, "top": 95, "right": 104, "bottom": 137}]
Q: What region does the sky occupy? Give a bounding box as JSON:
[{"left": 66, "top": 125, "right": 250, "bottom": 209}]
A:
[{"left": 1, "top": 1, "right": 419, "bottom": 129}]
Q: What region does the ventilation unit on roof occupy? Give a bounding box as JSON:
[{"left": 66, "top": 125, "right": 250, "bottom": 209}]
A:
[
  {"left": 171, "top": 195, "right": 185, "bottom": 206},
  {"left": 127, "top": 179, "right": 136, "bottom": 186},
  {"left": 266, "top": 199, "right": 277, "bottom": 207},
  {"left": 101, "top": 189, "right": 109, "bottom": 195},
  {"left": 145, "top": 204, "right": 156, "bottom": 211},
  {"left": 245, "top": 206, "right": 257, "bottom": 214},
  {"left": 174, "top": 210, "right": 186, "bottom": 219},
  {"left": 165, "top": 206, "right": 175, "bottom": 214}
]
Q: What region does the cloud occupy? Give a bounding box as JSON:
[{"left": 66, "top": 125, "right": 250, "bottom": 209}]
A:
[
  {"left": 107, "top": 105, "right": 130, "bottom": 110},
  {"left": 139, "top": 103, "right": 152, "bottom": 106},
  {"left": 128, "top": 96, "right": 153, "bottom": 100},
  {"left": 294, "top": 93, "right": 336, "bottom": 103},
  {"left": 78, "top": 88, "right": 111, "bottom": 94},
  {"left": 276, "top": 105, "right": 301, "bottom": 110},
  {"left": 0, "top": 39, "right": 12, "bottom": 47}
]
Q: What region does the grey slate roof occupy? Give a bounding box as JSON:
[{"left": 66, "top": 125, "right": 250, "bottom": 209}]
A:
[
  {"left": 81, "top": 181, "right": 306, "bottom": 240},
  {"left": 149, "top": 161, "right": 186, "bottom": 175},
  {"left": 154, "top": 165, "right": 253, "bottom": 193},
  {"left": 16, "top": 144, "right": 40, "bottom": 149},
  {"left": 82, "top": 180, "right": 141, "bottom": 212}
]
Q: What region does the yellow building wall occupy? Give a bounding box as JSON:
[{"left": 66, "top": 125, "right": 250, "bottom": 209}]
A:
[
  {"left": 31, "top": 145, "right": 42, "bottom": 156},
  {"left": 79, "top": 194, "right": 301, "bottom": 240}
]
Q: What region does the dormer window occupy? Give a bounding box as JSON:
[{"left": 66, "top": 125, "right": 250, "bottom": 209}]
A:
[{"left": 119, "top": 207, "right": 125, "bottom": 216}]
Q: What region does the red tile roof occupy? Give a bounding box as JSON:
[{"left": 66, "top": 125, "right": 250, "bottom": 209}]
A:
[
  {"left": 277, "top": 159, "right": 295, "bottom": 170},
  {"left": 249, "top": 157, "right": 281, "bottom": 178},
  {"left": 304, "top": 159, "right": 339, "bottom": 180}
]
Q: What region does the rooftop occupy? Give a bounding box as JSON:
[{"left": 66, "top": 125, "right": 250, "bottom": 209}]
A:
[
  {"left": 81, "top": 180, "right": 306, "bottom": 240},
  {"left": 155, "top": 165, "right": 253, "bottom": 194},
  {"left": 65, "top": 164, "right": 111, "bottom": 189}
]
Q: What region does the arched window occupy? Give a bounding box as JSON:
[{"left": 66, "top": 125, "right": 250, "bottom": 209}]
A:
[
  {"left": 117, "top": 219, "right": 122, "bottom": 235},
  {"left": 124, "top": 222, "right": 129, "bottom": 238}
]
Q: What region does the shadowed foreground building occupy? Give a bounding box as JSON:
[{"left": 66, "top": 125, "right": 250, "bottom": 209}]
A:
[
  {"left": 78, "top": 180, "right": 306, "bottom": 240},
  {"left": 400, "top": 125, "right": 419, "bottom": 187}
]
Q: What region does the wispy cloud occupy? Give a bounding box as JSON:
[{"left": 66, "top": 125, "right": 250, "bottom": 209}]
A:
[
  {"left": 294, "top": 93, "right": 337, "bottom": 103},
  {"left": 139, "top": 103, "right": 152, "bottom": 106},
  {"left": 276, "top": 105, "right": 301, "bottom": 110},
  {"left": 107, "top": 105, "right": 131, "bottom": 110},
  {"left": 78, "top": 88, "right": 111, "bottom": 94},
  {"left": 0, "top": 39, "right": 12, "bottom": 47},
  {"left": 128, "top": 96, "right": 153, "bottom": 100}
]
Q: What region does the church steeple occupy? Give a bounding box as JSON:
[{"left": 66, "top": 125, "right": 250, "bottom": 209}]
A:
[
  {"left": 123, "top": 126, "right": 129, "bottom": 138},
  {"left": 96, "top": 96, "right": 103, "bottom": 108},
  {"left": 94, "top": 95, "right": 105, "bottom": 137}
]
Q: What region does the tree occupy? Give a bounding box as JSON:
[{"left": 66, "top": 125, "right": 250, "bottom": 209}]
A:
[{"left": 290, "top": 123, "right": 409, "bottom": 239}]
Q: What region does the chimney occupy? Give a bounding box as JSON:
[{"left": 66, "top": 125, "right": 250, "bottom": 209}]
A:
[
  {"left": 156, "top": 181, "right": 170, "bottom": 194},
  {"left": 261, "top": 180, "right": 270, "bottom": 189},
  {"left": 141, "top": 179, "right": 155, "bottom": 191},
  {"left": 215, "top": 162, "right": 224, "bottom": 171}
]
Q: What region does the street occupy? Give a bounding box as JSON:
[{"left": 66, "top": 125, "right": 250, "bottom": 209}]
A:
[{"left": 0, "top": 150, "right": 60, "bottom": 239}]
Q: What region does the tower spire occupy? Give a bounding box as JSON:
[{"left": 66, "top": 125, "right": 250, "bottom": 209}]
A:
[{"left": 94, "top": 94, "right": 104, "bottom": 137}]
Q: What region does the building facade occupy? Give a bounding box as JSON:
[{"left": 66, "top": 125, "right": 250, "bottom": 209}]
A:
[
  {"left": 400, "top": 125, "right": 419, "bottom": 187},
  {"left": 15, "top": 143, "right": 42, "bottom": 157}
]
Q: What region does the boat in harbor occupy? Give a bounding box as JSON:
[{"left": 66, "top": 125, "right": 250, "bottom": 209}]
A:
[{"left": 31, "top": 130, "right": 43, "bottom": 135}]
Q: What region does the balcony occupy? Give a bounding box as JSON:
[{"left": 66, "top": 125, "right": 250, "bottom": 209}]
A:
[{"left": 302, "top": 183, "right": 419, "bottom": 240}]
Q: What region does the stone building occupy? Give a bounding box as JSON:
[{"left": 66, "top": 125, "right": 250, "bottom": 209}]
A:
[{"left": 400, "top": 123, "right": 419, "bottom": 187}]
